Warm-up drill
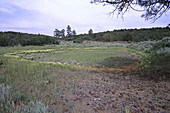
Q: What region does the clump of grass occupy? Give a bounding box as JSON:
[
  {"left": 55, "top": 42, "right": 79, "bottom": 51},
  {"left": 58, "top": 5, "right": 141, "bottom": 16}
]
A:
[
  {"left": 97, "top": 56, "right": 138, "bottom": 68},
  {"left": 14, "top": 101, "right": 51, "bottom": 113},
  {"left": 0, "top": 83, "right": 51, "bottom": 113},
  {"left": 0, "top": 84, "right": 27, "bottom": 112},
  {"left": 0, "top": 55, "right": 54, "bottom": 112}
]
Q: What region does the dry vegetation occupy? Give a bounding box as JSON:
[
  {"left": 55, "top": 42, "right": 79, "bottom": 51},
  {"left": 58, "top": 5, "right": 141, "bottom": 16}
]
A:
[{"left": 0, "top": 41, "right": 170, "bottom": 113}]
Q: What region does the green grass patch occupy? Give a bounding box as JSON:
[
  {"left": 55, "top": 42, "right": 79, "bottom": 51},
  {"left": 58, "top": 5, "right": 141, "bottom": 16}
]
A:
[
  {"left": 3, "top": 47, "right": 139, "bottom": 69},
  {"left": 25, "top": 49, "right": 138, "bottom": 68}
]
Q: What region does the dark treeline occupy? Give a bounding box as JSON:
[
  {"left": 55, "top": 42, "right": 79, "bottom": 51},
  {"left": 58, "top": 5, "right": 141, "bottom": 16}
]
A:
[
  {"left": 1, "top": 27, "right": 170, "bottom": 47},
  {"left": 0, "top": 31, "right": 59, "bottom": 47},
  {"left": 63, "top": 27, "right": 170, "bottom": 43}
]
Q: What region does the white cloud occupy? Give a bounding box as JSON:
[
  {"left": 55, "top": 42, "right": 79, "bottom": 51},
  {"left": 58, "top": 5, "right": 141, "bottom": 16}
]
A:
[
  {"left": 0, "top": 7, "right": 14, "bottom": 14},
  {"left": 0, "top": 0, "right": 169, "bottom": 35}
]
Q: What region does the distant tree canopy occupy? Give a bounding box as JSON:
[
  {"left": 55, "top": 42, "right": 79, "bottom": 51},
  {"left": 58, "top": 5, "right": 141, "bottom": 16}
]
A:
[
  {"left": 168, "top": 23, "right": 170, "bottom": 27},
  {"left": 66, "top": 25, "right": 72, "bottom": 37},
  {"left": 54, "top": 25, "right": 77, "bottom": 37},
  {"left": 88, "top": 29, "right": 93, "bottom": 35},
  {"left": 63, "top": 27, "right": 170, "bottom": 42},
  {"left": 72, "top": 30, "right": 77, "bottom": 36},
  {"left": 91, "top": 0, "right": 170, "bottom": 21},
  {"left": 0, "top": 31, "right": 59, "bottom": 47},
  {"left": 54, "top": 29, "right": 65, "bottom": 38}
]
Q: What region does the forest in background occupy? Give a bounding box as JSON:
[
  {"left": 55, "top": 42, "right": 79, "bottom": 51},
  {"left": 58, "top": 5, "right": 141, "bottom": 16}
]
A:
[
  {"left": 64, "top": 27, "right": 170, "bottom": 43},
  {"left": 0, "top": 31, "right": 59, "bottom": 47},
  {"left": 0, "top": 27, "right": 170, "bottom": 47}
]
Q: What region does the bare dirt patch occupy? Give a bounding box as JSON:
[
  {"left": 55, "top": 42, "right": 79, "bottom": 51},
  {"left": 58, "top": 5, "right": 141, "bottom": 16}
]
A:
[{"left": 43, "top": 67, "right": 170, "bottom": 113}]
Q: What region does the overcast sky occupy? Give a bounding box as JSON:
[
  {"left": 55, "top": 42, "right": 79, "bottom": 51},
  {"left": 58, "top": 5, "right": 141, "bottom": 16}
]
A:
[{"left": 0, "top": 0, "right": 170, "bottom": 36}]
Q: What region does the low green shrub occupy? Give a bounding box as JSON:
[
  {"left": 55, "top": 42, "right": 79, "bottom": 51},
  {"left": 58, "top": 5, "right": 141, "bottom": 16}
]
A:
[
  {"left": 139, "top": 53, "right": 170, "bottom": 77},
  {"left": 127, "top": 40, "right": 165, "bottom": 53},
  {"left": 73, "top": 40, "right": 83, "bottom": 43},
  {"left": 97, "top": 56, "right": 137, "bottom": 68},
  {"left": 0, "top": 84, "right": 51, "bottom": 113},
  {"left": 162, "top": 37, "right": 170, "bottom": 47},
  {"left": 128, "top": 39, "right": 170, "bottom": 77},
  {"left": 0, "top": 84, "right": 28, "bottom": 112}
]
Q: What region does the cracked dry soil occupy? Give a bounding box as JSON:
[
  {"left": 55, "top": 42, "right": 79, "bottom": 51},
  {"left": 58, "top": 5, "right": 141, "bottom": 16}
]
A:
[{"left": 44, "top": 68, "right": 170, "bottom": 113}]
